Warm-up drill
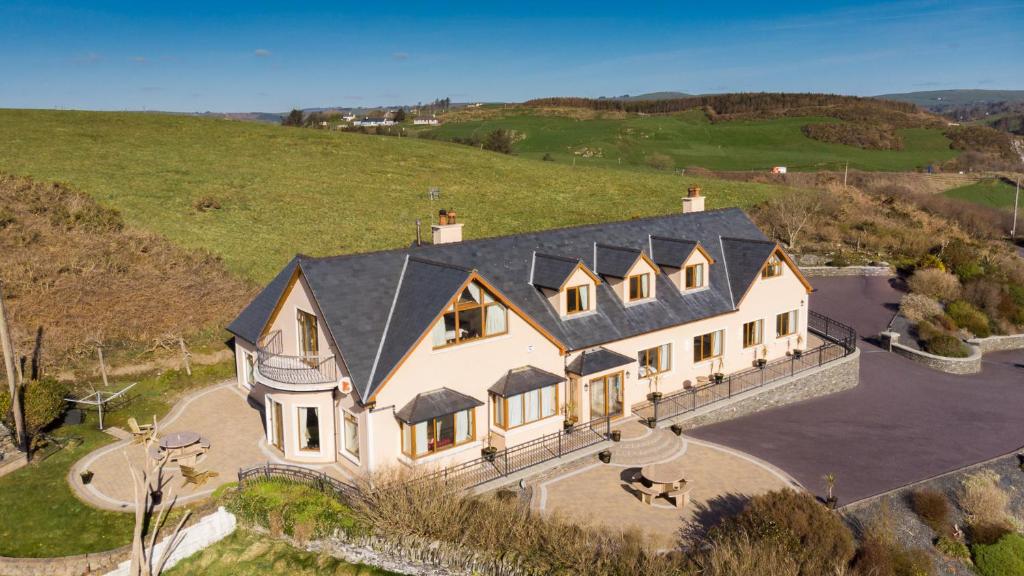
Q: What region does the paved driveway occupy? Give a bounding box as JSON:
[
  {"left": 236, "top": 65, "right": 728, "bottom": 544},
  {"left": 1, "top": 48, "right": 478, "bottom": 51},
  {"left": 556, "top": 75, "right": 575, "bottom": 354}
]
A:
[{"left": 688, "top": 275, "right": 1024, "bottom": 505}]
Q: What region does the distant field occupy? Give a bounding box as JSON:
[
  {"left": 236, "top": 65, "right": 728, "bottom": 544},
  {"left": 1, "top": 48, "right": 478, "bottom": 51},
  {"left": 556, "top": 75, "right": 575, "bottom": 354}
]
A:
[
  {"left": 423, "top": 109, "right": 958, "bottom": 172},
  {"left": 943, "top": 178, "right": 1020, "bottom": 210},
  {"left": 0, "top": 109, "right": 790, "bottom": 283}
]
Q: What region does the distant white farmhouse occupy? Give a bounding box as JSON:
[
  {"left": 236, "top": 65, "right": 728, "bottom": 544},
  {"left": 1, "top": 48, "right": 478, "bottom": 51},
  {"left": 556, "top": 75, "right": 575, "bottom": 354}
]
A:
[
  {"left": 342, "top": 114, "right": 357, "bottom": 122},
  {"left": 771, "top": 166, "right": 788, "bottom": 174},
  {"left": 354, "top": 117, "right": 395, "bottom": 127},
  {"left": 413, "top": 117, "right": 440, "bottom": 126}
]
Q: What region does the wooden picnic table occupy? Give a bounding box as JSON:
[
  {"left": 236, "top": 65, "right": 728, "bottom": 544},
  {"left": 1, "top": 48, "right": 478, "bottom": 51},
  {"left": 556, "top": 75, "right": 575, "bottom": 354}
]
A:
[
  {"left": 641, "top": 460, "right": 687, "bottom": 493},
  {"left": 155, "top": 431, "right": 207, "bottom": 467}
]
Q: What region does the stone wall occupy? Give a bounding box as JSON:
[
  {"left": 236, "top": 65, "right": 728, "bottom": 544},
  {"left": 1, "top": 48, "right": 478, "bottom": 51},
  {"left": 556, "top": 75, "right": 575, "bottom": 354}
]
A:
[
  {"left": 889, "top": 339, "right": 982, "bottom": 375},
  {"left": 668, "top": 348, "right": 860, "bottom": 431},
  {"left": 801, "top": 265, "right": 892, "bottom": 278},
  {"left": 968, "top": 333, "right": 1024, "bottom": 354},
  {"left": 0, "top": 546, "right": 129, "bottom": 576}
]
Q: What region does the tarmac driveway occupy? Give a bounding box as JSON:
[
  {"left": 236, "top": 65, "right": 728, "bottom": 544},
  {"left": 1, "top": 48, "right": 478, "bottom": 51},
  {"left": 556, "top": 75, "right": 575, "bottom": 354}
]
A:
[{"left": 688, "top": 275, "right": 1024, "bottom": 505}]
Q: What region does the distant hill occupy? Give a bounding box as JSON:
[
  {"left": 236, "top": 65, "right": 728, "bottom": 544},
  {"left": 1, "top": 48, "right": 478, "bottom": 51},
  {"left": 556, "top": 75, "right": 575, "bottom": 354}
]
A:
[
  {"left": 877, "top": 89, "right": 1024, "bottom": 110},
  {"left": 608, "top": 92, "right": 694, "bottom": 101},
  {"left": 194, "top": 111, "right": 284, "bottom": 123}
]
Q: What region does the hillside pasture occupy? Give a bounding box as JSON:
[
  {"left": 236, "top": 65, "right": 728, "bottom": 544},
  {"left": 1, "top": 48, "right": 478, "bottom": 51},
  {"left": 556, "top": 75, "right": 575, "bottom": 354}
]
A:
[
  {"left": 0, "top": 109, "right": 791, "bottom": 284},
  {"left": 943, "top": 178, "right": 1021, "bottom": 210},
  {"left": 423, "top": 110, "right": 957, "bottom": 172}
]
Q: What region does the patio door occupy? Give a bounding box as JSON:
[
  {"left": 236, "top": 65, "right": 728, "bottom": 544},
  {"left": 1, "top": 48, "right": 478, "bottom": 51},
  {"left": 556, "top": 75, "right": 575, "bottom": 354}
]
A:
[{"left": 589, "top": 372, "right": 624, "bottom": 419}]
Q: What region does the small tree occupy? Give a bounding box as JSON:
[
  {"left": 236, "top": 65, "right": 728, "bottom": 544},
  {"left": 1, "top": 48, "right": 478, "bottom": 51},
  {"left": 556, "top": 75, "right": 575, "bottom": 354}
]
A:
[
  {"left": 0, "top": 378, "right": 66, "bottom": 448},
  {"left": 393, "top": 108, "right": 406, "bottom": 123},
  {"left": 282, "top": 109, "right": 304, "bottom": 127},
  {"left": 483, "top": 129, "right": 515, "bottom": 154}
]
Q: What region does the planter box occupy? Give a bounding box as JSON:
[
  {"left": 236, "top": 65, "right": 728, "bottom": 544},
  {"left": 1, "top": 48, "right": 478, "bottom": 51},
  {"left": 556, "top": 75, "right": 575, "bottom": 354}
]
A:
[{"left": 598, "top": 450, "right": 612, "bottom": 464}]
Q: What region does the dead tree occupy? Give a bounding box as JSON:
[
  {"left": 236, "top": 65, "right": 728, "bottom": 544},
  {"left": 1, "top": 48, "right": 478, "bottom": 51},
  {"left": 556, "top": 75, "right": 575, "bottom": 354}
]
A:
[
  {"left": 0, "top": 280, "right": 27, "bottom": 452},
  {"left": 126, "top": 422, "right": 191, "bottom": 576}
]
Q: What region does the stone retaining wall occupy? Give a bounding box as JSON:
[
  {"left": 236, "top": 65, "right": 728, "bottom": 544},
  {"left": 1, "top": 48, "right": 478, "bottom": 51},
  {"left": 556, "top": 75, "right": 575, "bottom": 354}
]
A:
[
  {"left": 968, "top": 333, "right": 1024, "bottom": 354},
  {"left": 668, "top": 347, "right": 861, "bottom": 431},
  {"left": 0, "top": 546, "right": 129, "bottom": 576},
  {"left": 801, "top": 265, "right": 892, "bottom": 278},
  {"left": 883, "top": 333, "right": 982, "bottom": 375}
]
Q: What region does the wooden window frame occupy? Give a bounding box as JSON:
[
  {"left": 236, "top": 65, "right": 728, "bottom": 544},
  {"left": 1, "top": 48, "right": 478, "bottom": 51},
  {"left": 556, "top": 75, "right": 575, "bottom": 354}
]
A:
[
  {"left": 627, "top": 273, "right": 650, "bottom": 301},
  {"left": 684, "top": 263, "right": 704, "bottom": 289},
  {"left": 762, "top": 254, "right": 783, "bottom": 279},
  {"left": 341, "top": 410, "right": 360, "bottom": 460},
  {"left": 776, "top": 310, "right": 798, "bottom": 338},
  {"left": 637, "top": 344, "right": 671, "bottom": 377},
  {"left": 400, "top": 408, "right": 477, "bottom": 459},
  {"left": 589, "top": 371, "right": 625, "bottom": 418},
  {"left": 693, "top": 330, "right": 724, "bottom": 363},
  {"left": 296, "top": 309, "right": 319, "bottom": 358},
  {"left": 296, "top": 405, "right": 321, "bottom": 453},
  {"left": 432, "top": 283, "right": 509, "bottom": 349},
  {"left": 743, "top": 319, "right": 763, "bottom": 348},
  {"left": 565, "top": 284, "right": 589, "bottom": 315},
  {"left": 492, "top": 385, "right": 560, "bottom": 431}
]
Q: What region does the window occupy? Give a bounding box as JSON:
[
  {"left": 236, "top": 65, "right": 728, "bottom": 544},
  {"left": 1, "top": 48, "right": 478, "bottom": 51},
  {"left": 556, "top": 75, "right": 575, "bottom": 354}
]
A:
[
  {"left": 776, "top": 310, "right": 798, "bottom": 337},
  {"left": 628, "top": 273, "right": 650, "bottom": 301},
  {"left": 685, "top": 263, "right": 705, "bottom": 289},
  {"left": 297, "top": 310, "right": 319, "bottom": 356},
  {"left": 431, "top": 281, "right": 508, "bottom": 348},
  {"left": 401, "top": 408, "right": 476, "bottom": 458},
  {"left": 342, "top": 411, "right": 359, "bottom": 459},
  {"left": 743, "top": 319, "right": 763, "bottom": 348},
  {"left": 266, "top": 396, "right": 284, "bottom": 451},
  {"left": 762, "top": 254, "right": 783, "bottom": 278},
  {"left": 566, "top": 285, "right": 590, "bottom": 314},
  {"left": 297, "top": 406, "right": 320, "bottom": 451},
  {"left": 590, "top": 372, "right": 624, "bottom": 418},
  {"left": 244, "top": 352, "right": 255, "bottom": 387},
  {"left": 693, "top": 330, "right": 724, "bottom": 362},
  {"left": 638, "top": 344, "right": 671, "bottom": 377},
  {"left": 495, "top": 385, "right": 558, "bottom": 429}
]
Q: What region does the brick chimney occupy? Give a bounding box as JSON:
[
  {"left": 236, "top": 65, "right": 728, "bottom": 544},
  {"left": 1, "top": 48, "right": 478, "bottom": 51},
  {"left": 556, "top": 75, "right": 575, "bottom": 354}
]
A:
[
  {"left": 431, "top": 208, "right": 463, "bottom": 244},
  {"left": 682, "top": 185, "right": 705, "bottom": 213}
]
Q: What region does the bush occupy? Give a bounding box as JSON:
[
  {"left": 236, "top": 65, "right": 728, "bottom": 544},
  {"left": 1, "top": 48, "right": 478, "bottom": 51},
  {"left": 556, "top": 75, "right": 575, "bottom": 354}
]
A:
[
  {"left": 855, "top": 524, "right": 934, "bottom": 576},
  {"left": 0, "top": 378, "right": 68, "bottom": 438},
  {"left": 959, "top": 470, "right": 1016, "bottom": 544},
  {"left": 482, "top": 129, "right": 515, "bottom": 154},
  {"left": 227, "top": 479, "right": 362, "bottom": 539},
  {"left": 935, "top": 535, "right": 970, "bottom": 559},
  {"left": 542, "top": 152, "right": 554, "bottom": 161},
  {"left": 907, "top": 268, "right": 961, "bottom": 302},
  {"left": 899, "top": 294, "right": 943, "bottom": 323},
  {"left": 947, "top": 300, "right": 991, "bottom": 337},
  {"left": 688, "top": 531, "right": 803, "bottom": 576},
  {"left": 708, "top": 489, "right": 855, "bottom": 576},
  {"left": 910, "top": 488, "right": 951, "bottom": 536},
  {"left": 924, "top": 334, "right": 969, "bottom": 358},
  {"left": 972, "top": 533, "right": 1024, "bottom": 576},
  {"left": 917, "top": 254, "right": 945, "bottom": 272}
]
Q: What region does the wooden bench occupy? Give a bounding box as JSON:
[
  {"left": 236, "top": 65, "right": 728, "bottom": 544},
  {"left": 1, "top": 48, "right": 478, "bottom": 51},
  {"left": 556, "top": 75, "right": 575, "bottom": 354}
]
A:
[
  {"left": 180, "top": 465, "right": 219, "bottom": 488},
  {"left": 628, "top": 482, "right": 663, "bottom": 505},
  {"left": 665, "top": 487, "right": 692, "bottom": 509}
]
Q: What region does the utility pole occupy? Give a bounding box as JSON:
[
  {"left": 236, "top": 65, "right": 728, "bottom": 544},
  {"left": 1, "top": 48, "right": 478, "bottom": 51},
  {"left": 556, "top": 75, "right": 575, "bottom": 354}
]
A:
[
  {"left": 843, "top": 162, "right": 849, "bottom": 188},
  {"left": 0, "top": 281, "right": 26, "bottom": 452},
  {"left": 1012, "top": 178, "right": 1020, "bottom": 239}
]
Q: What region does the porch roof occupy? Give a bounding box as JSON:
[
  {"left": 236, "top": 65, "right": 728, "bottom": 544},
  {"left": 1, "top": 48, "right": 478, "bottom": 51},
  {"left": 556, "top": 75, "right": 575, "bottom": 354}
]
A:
[
  {"left": 488, "top": 365, "right": 565, "bottom": 398},
  {"left": 395, "top": 387, "right": 484, "bottom": 425},
  {"left": 566, "top": 347, "right": 635, "bottom": 376}
]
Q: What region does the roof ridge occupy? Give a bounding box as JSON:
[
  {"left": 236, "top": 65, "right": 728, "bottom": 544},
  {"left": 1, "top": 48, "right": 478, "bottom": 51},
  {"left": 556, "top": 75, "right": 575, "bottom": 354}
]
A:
[
  {"left": 407, "top": 255, "right": 474, "bottom": 272},
  {"left": 595, "top": 242, "right": 642, "bottom": 253},
  {"left": 720, "top": 236, "right": 776, "bottom": 245},
  {"left": 533, "top": 251, "right": 584, "bottom": 263}
]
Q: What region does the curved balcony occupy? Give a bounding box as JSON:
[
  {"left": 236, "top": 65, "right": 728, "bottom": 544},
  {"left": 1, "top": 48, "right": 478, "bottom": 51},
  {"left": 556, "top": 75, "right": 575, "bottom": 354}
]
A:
[{"left": 257, "top": 331, "right": 339, "bottom": 389}]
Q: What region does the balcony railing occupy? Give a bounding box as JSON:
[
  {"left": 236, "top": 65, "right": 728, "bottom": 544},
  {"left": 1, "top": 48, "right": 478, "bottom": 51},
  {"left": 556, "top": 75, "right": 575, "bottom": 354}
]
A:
[{"left": 257, "top": 330, "right": 339, "bottom": 386}]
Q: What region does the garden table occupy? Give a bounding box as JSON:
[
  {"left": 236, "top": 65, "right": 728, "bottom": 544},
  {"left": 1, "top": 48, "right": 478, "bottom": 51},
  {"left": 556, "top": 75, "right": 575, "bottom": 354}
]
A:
[{"left": 641, "top": 460, "right": 687, "bottom": 493}]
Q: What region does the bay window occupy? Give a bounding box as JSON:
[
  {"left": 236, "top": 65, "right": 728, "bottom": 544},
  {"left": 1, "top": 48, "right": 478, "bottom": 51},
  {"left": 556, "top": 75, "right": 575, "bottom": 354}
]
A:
[
  {"left": 494, "top": 384, "right": 559, "bottom": 429},
  {"left": 401, "top": 408, "right": 475, "bottom": 458}
]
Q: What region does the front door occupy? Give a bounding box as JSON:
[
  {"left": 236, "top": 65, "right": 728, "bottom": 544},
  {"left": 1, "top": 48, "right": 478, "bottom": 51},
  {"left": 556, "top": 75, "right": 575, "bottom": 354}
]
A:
[{"left": 589, "top": 372, "right": 624, "bottom": 419}]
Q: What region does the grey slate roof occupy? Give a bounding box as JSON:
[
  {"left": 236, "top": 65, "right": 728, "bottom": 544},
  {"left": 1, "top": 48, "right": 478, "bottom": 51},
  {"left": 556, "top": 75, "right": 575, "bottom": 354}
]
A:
[
  {"left": 488, "top": 366, "right": 566, "bottom": 398},
  {"left": 229, "top": 208, "right": 795, "bottom": 404},
  {"left": 531, "top": 253, "right": 585, "bottom": 290},
  {"left": 649, "top": 236, "right": 698, "bottom": 268},
  {"left": 227, "top": 256, "right": 299, "bottom": 344},
  {"left": 594, "top": 244, "right": 642, "bottom": 278},
  {"left": 395, "top": 387, "right": 484, "bottom": 424},
  {"left": 566, "top": 347, "right": 635, "bottom": 376}
]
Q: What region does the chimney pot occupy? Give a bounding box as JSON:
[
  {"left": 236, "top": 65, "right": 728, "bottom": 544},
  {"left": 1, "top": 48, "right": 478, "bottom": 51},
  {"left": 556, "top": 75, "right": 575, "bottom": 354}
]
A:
[
  {"left": 688, "top": 186, "right": 701, "bottom": 198},
  {"left": 431, "top": 207, "right": 463, "bottom": 244},
  {"left": 438, "top": 209, "right": 448, "bottom": 226}
]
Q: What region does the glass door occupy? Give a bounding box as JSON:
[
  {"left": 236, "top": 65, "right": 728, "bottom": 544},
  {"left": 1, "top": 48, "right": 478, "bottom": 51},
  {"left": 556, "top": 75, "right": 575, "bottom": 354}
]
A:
[{"left": 589, "top": 372, "right": 624, "bottom": 419}]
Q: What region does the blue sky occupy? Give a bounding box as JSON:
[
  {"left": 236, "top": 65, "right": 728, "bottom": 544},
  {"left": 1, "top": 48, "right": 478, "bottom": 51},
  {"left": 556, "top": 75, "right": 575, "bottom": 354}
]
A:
[{"left": 1, "top": 1, "right": 1021, "bottom": 112}]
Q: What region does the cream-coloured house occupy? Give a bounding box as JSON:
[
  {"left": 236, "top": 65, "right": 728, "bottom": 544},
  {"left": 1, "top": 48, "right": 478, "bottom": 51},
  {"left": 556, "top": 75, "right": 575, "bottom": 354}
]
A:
[{"left": 228, "top": 190, "right": 813, "bottom": 475}]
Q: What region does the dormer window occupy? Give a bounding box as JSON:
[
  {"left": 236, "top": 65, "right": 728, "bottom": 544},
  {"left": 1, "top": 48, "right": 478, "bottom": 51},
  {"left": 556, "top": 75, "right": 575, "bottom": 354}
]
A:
[
  {"left": 628, "top": 273, "right": 650, "bottom": 301},
  {"left": 566, "top": 285, "right": 590, "bottom": 314},
  {"left": 432, "top": 281, "right": 507, "bottom": 348},
  {"left": 684, "top": 263, "right": 705, "bottom": 289},
  {"left": 762, "top": 254, "right": 783, "bottom": 278}
]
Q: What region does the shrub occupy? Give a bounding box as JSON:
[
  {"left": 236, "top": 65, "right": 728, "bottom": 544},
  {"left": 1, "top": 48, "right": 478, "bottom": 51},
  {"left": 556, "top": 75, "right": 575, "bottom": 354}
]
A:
[
  {"left": 959, "top": 470, "right": 1016, "bottom": 544},
  {"left": 227, "top": 479, "right": 361, "bottom": 539},
  {"left": 917, "top": 253, "right": 945, "bottom": 272},
  {"left": 899, "top": 294, "right": 943, "bottom": 323},
  {"left": 941, "top": 240, "right": 985, "bottom": 281},
  {"left": 0, "top": 378, "right": 68, "bottom": 439},
  {"left": 855, "top": 524, "right": 934, "bottom": 576},
  {"left": 688, "top": 531, "right": 804, "bottom": 576},
  {"left": 935, "top": 535, "right": 970, "bottom": 559},
  {"left": 947, "top": 300, "right": 991, "bottom": 337},
  {"left": 910, "top": 488, "right": 951, "bottom": 536},
  {"left": 542, "top": 152, "right": 554, "bottom": 161},
  {"left": 972, "top": 533, "right": 1024, "bottom": 576},
  {"left": 907, "top": 268, "right": 961, "bottom": 302},
  {"left": 924, "top": 334, "right": 968, "bottom": 358},
  {"left": 970, "top": 521, "right": 1014, "bottom": 546},
  {"left": 708, "top": 489, "right": 855, "bottom": 576},
  {"left": 483, "top": 129, "right": 515, "bottom": 154}
]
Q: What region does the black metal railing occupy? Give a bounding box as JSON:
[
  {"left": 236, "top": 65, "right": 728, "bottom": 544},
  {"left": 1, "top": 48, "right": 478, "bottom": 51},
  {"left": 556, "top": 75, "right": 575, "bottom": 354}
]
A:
[
  {"left": 256, "top": 330, "right": 339, "bottom": 385},
  {"left": 633, "top": 312, "right": 857, "bottom": 424},
  {"left": 413, "top": 415, "right": 611, "bottom": 490},
  {"left": 238, "top": 462, "right": 359, "bottom": 501}
]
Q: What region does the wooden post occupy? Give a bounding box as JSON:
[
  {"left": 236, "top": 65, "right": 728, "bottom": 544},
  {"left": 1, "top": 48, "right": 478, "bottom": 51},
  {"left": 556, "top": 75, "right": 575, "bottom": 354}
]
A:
[
  {"left": 178, "top": 337, "right": 191, "bottom": 376},
  {"left": 0, "top": 281, "right": 27, "bottom": 452},
  {"left": 97, "top": 346, "right": 109, "bottom": 388}
]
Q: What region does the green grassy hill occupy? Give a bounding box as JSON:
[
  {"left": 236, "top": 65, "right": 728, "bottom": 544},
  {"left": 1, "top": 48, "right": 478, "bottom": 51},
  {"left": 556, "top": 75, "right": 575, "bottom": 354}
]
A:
[
  {"left": 943, "top": 177, "right": 1020, "bottom": 210},
  {"left": 878, "top": 89, "right": 1024, "bottom": 109},
  {"left": 423, "top": 109, "right": 956, "bottom": 172},
  {"left": 0, "top": 109, "right": 790, "bottom": 283}
]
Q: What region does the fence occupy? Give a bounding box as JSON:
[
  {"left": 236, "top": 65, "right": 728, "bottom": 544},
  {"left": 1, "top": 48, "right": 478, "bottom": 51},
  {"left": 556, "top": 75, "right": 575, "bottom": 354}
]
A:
[
  {"left": 238, "top": 462, "right": 360, "bottom": 501},
  {"left": 633, "top": 311, "right": 857, "bottom": 424}
]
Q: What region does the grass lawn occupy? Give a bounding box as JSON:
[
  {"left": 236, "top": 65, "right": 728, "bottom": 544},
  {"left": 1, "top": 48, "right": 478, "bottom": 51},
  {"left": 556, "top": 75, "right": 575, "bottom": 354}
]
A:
[
  {"left": 165, "top": 529, "right": 399, "bottom": 576},
  {"left": 423, "top": 109, "right": 958, "bottom": 173},
  {"left": 0, "top": 361, "right": 234, "bottom": 557},
  {"left": 943, "top": 178, "right": 1020, "bottom": 210},
  {"left": 0, "top": 109, "right": 790, "bottom": 284}
]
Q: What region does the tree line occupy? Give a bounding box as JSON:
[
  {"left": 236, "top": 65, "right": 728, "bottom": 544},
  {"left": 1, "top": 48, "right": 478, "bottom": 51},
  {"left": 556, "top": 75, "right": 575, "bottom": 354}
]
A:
[{"left": 524, "top": 93, "right": 919, "bottom": 116}]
